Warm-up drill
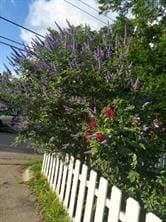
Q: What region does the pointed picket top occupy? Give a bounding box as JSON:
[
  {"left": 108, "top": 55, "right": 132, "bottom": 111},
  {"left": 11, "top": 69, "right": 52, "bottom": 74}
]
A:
[
  {"left": 125, "top": 197, "right": 141, "bottom": 222},
  {"left": 146, "top": 213, "right": 162, "bottom": 222}
]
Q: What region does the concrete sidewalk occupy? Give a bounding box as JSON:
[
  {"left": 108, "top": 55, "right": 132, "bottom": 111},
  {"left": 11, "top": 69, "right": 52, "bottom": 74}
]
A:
[{"left": 0, "top": 133, "right": 42, "bottom": 222}]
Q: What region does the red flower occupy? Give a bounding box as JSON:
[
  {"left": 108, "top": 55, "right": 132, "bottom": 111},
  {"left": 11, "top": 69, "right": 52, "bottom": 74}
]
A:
[
  {"left": 89, "top": 120, "right": 96, "bottom": 128},
  {"left": 95, "top": 132, "right": 105, "bottom": 141},
  {"left": 85, "top": 131, "right": 91, "bottom": 142},
  {"left": 104, "top": 107, "right": 114, "bottom": 118}
]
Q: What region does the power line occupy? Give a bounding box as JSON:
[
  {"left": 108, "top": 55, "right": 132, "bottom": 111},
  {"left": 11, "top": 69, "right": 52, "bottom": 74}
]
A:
[
  {"left": 0, "top": 40, "right": 26, "bottom": 52},
  {"left": 79, "top": 0, "right": 114, "bottom": 22},
  {"left": 0, "top": 35, "right": 25, "bottom": 47},
  {"left": 64, "top": 0, "right": 108, "bottom": 26},
  {"left": 0, "top": 35, "right": 33, "bottom": 50},
  {"left": 0, "top": 15, "right": 45, "bottom": 38}
]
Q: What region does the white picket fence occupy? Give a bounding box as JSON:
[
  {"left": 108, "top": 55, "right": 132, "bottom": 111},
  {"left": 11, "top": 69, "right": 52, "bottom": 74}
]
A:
[{"left": 41, "top": 153, "right": 162, "bottom": 222}]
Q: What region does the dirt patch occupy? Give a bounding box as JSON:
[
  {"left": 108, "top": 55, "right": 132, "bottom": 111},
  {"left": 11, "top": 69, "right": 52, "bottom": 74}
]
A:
[{"left": 23, "top": 168, "right": 34, "bottom": 182}]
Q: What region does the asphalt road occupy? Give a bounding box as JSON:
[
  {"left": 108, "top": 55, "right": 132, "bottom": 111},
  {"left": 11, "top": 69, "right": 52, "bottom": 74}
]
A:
[
  {"left": 0, "top": 133, "right": 42, "bottom": 222},
  {"left": 0, "top": 133, "right": 34, "bottom": 153}
]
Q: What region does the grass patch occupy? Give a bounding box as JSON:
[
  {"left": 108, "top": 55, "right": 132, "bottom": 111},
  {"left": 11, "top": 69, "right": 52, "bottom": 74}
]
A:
[{"left": 27, "top": 161, "right": 71, "bottom": 222}]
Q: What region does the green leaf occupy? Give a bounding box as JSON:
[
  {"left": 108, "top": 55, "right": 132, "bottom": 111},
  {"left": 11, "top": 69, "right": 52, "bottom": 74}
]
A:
[
  {"left": 128, "top": 170, "right": 140, "bottom": 183},
  {"left": 139, "top": 143, "right": 146, "bottom": 150}
]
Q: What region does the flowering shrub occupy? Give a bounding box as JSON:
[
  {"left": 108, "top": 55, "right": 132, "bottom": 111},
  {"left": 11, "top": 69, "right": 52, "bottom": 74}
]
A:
[
  {"left": 1, "top": 16, "right": 165, "bottom": 218},
  {"left": 83, "top": 98, "right": 165, "bottom": 218},
  {"left": 103, "top": 107, "right": 114, "bottom": 118},
  {"left": 4, "top": 25, "right": 122, "bottom": 158}
]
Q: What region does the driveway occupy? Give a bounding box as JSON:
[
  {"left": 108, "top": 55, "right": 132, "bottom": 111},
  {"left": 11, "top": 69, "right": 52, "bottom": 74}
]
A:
[{"left": 0, "top": 133, "right": 42, "bottom": 222}]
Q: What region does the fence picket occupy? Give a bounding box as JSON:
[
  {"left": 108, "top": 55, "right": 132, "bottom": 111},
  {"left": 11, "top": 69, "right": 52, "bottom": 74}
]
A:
[
  {"left": 146, "top": 213, "right": 162, "bottom": 222},
  {"left": 42, "top": 153, "right": 46, "bottom": 174},
  {"left": 41, "top": 152, "right": 46, "bottom": 173},
  {"left": 48, "top": 154, "right": 54, "bottom": 182},
  {"left": 69, "top": 159, "right": 81, "bottom": 217},
  {"left": 44, "top": 153, "right": 48, "bottom": 174},
  {"left": 83, "top": 170, "right": 97, "bottom": 222},
  {"left": 56, "top": 160, "right": 63, "bottom": 194},
  {"left": 50, "top": 156, "right": 56, "bottom": 187},
  {"left": 94, "top": 177, "right": 108, "bottom": 222},
  {"left": 60, "top": 165, "right": 68, "bottom": 200},
  {"left": 107, "top": 186, "right": 122, "bottom": 222},
  {"left": 125, "top": 197, "right": 140, "bottom": 222},
  {"left": 64, "top": 156, "right": 74, "bottom": 208},
  {"left": 46, "top": 153, "right": 51, "bottom": 177},
  {"left": 43, "top": 153, "right": 48, "bottom": 176},
  {"left": 59, "top": 155, "right": 69, "bottom": 201},
  {"left": 52, "top": 157, "right": 60, "bottom": 191},
  {"left": 74, "top": 164, "right": 88, "bottom": 222}
]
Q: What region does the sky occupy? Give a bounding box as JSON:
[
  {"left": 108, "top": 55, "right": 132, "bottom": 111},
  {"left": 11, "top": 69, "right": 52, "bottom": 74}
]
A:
[{"left": 0, "top": 0, "right": 116, "bottom": 73}]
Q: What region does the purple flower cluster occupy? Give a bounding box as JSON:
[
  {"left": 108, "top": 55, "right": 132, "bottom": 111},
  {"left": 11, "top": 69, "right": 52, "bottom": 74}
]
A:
[
  {"left": 45, "top": 33, "right": 57, "bottom": 51},
  {"left": 34, "top": 60, "right": 57, "bottom": 73},
  {"left": 6, "top": 21, "right": 124, "bottom": 99},
  {"left": 8, "top": 48, "right": 26, "bottom": 67}
]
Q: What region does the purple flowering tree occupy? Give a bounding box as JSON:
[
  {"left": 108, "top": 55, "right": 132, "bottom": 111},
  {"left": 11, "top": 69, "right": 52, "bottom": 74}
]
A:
[{"left": 2, "top": 20, "right": 165, "bottom": 219}]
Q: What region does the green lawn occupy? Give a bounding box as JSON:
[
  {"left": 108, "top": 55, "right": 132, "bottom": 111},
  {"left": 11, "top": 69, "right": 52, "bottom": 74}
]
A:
[{"left": 27, "top": 161, "right": 71, "bottom": 222}]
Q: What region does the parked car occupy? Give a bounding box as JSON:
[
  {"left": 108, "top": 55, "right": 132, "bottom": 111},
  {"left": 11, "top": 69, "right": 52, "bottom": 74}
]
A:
[
  {"left": 0, "top": 115, "right": 24, "bottom": 133},
  {"left": 0, "top": 115, "right": 13, "bottom": 125}
]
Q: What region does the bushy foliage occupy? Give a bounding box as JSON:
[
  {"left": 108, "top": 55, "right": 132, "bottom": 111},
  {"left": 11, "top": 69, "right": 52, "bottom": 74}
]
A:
[{"left": 83, "top": 98, "right": 165, "bottom": 217}]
